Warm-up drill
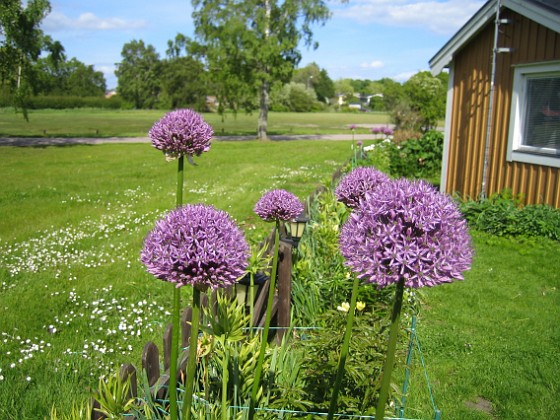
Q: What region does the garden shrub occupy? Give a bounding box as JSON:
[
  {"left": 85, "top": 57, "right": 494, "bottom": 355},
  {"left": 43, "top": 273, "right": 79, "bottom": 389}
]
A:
[
  {"left": 459, "top": 191, "right": 560, "bottom": 241},
  {"left": 388, "top": 130, "right": 443, "bottom": 180}
]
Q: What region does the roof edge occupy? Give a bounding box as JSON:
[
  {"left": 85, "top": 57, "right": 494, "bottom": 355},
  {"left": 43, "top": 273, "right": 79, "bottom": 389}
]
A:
[
  {"left": 429, "top": 0, "right": 560, "bottom": 75},
  {"left": 429, "top": 0, "right": 496, "bottom": 75}
]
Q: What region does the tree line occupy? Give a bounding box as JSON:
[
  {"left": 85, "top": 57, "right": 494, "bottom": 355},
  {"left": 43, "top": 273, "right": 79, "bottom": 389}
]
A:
[{"left": 1, "top": 0, "right": 447, "bottom": 134}]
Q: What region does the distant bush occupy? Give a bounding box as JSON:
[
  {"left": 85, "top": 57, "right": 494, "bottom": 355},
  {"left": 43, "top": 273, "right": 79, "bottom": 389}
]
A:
[
  {"left": 459, "top": 191, "right": 560, "bottom": 241},
  {"left": 0, "top": 95, "right": 123, "bottom": 110},
  {"left": 388, "top": 130, "right": 443, "bottom": 180}
]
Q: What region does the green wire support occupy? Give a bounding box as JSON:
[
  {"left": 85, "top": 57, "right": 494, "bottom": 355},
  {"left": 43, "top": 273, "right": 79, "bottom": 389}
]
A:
[{"left": 398, "top": 315, "right": 441, "bottom": 420}]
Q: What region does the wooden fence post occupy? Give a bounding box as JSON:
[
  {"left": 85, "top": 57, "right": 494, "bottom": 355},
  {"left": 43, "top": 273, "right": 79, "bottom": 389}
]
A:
[{"left": 276, "top": 241, "right": 292, "bottom": 344}]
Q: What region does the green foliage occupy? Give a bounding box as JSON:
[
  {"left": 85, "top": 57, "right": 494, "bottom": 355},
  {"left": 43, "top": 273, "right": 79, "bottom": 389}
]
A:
[
  {"left": 0, "top": 94, "right": 122, "bottom": 109},
  {"left": 402, "top": 71, "right": 447, "bottom": 130},
  {"left": 297, "top": 308, "right": 404, "bottom": 415},
  {"left": 115, "top": 40, "right": 161, "bottom": 109},
  {"left": 459, "top": 191, "right": 560, "bottom": 241},
  {"left": 32, "top": 56, "right": 106, "bottom": 97},
  {"left": 0, "top": 0, "right": 52, "bottom": 113},
  {"left": 188, "top": 0, "right": 332, "bottom": 136},
  {"left": 271, "top": 82, "right": 323, "bottom": 112},
  {"left": 388, "top": 130, "right": 443, "bottom": 181},
  {"left": 92, "top": 371, "right": 136, "bottom": 419}
]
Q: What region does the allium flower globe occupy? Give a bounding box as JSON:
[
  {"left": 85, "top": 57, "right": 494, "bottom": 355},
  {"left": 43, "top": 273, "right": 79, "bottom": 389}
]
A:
[
  {"left": 141, "top": 204, "right": 249, "bottom": 291},
  {"left": 148, "top": 109, "right": 214, "bottom": 159},
  {"left": 335, "top": 167, "right": 390, "bottom": 209},
  {"left": 340, "top": 178, "right": 473, "bottom": 289},
  {"left": 254, "top": 189, "right": 304, "bottom": 222}
]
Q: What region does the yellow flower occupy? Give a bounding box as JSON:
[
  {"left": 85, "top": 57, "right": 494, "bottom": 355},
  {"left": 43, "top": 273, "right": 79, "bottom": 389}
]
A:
[
  {"left": 336, "top": 302, "right": 350, "bottom": 313},
  {"left": 356, "top": 301, "right": 366, "bottom": 311}
]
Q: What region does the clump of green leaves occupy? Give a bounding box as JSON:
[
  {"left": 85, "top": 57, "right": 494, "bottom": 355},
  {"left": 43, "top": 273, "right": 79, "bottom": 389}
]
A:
[
  {"left": 388, "top": 130, "right": 443, "bottom": 182},
  {"left": 92, "top": 370, "right": 136, "bottom": 419},
  {"left": 459, "top": 191, "right": 560, "bottom": 241},
  {"left": 296, "top": 307, "right": 406, "bottom": 416}
]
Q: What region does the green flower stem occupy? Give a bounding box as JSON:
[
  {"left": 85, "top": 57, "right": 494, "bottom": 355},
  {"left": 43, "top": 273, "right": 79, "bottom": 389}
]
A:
[
  {"left": 376, "top": 277, "right": 405, "bottom": 419},
  {"left": 183, "top": 287, "right": 201, "bottom": 420},
  {"left": 221, "top": 343, "right": 229, "bottom": 420},
  {"left": 248, "top": 220, "right": 280, "bottom": 420},
  {"left": 249, "top": 272, "right": 255, "bottom": 333},
  {"left": 327, "top": 273, "right": 360, "bottom": 420},
  {"left": 169, "top": 288, "right": 181, "bottom": 420},
  {"left": 168, "top": 155, "right": 185, "bottom": 420},
  {"left": 176, "top": 156, "right": 184, "bottom": 207}
]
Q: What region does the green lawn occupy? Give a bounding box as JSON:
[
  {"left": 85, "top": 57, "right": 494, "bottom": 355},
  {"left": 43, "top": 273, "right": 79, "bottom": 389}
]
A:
[
  {"left": 403, "top": 233, "right": 560, "bottom": 419},
  {"left": 0, "top": 108, "right": 390, "bottom": 138},
  {"left": 0, "top": 140, "right": 356, "bottom": 418},
  {"left": 0, "top": 137, "right": 558, "bottom": 419}
]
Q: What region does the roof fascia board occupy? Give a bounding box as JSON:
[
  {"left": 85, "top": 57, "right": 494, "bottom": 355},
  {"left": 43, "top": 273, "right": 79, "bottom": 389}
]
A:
[
  {"left": 429, "top": 0, "right": 497, "bottom": 75},
  {"left": 506, "top": 0, "right": 560, "bottom": 33},
  {"left": 430, "top": 0, "right": 560, "bottom": 75}
]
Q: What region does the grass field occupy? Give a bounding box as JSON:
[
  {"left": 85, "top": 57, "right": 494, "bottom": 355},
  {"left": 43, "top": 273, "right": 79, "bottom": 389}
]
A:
[
  {"left": 0, "top": 114, "right": 559, "bottom": 419},
  {"left": 0, "top": 140, "right": 357, "bottom": 418},
  {"left": 0, "top": 108, "right": 390, "bottom": 138}
]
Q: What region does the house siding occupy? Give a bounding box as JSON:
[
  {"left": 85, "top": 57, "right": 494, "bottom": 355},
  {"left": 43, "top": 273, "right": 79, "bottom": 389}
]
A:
[{"left": 445, "top": 8, "right": 560, "bottom": 207}]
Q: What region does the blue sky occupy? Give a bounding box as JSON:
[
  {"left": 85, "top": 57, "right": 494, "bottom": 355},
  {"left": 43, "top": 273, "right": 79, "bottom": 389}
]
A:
[{"left": 42, "top": 0, "right": 485, "bottom": 89}]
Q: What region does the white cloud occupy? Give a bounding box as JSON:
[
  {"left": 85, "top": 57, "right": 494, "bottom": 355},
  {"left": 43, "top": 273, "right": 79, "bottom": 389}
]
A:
[
  {"left": 43, "top": 11, "right": 146, "bottom": 32},
  {"left": 361, "top": 60, "right": 385, "bottom": 69},
  {"left": 391, "top": 70, "right": 419, "bottom": 82},
  {"left": 335, "top": 0, "right": 484, "bottom": 35}
]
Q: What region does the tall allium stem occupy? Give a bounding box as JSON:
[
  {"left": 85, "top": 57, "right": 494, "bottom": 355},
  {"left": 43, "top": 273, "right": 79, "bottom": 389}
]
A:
[
  {"left": 176, "top": 156, "right": 184, "bottom": 206},
  {"left": 249, "top": 272, "right": 255, "bottom": 333},
  {"left": 327, "top": 273, "right": 360, "bottom": 419},
  {"left": 169, "top": 155, "right": 184, "bottom": 420},
  {"left": 183, "top": 288, "right": 201, "bottom": 420},
  {"left": 376, "top": 277, "right": 405, "bottom": 419},
  {"left": 248, "top": 220, "right": 280, "bottom": 419}
]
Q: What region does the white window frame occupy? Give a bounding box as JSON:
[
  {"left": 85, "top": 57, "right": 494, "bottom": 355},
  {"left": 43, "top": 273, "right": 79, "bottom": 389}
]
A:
[{"left": 506, "top": 61, "right": 560, "bottom": 168}]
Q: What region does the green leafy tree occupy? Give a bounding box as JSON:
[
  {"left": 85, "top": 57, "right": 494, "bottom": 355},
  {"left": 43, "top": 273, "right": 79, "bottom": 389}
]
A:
[
  {"left": 189, "top": 0, "right": 332, "bottom": 139},
  {"left": 33, "top": 56, "right": 106, "bottom": 97},
  {"left": 115, "top": 39, "right": 161, "bottom": 109},
  {"left": 403, "top": 70, "right": 446, "bottom": 129},
  {"left": 65, "top": 59, "right": 106, "bottom": 96},
  {"left": 0, "top": 0, "right": 51, "bottom": 113},
  {"left": 274, "top": 81, "right": 320, "bottom": 112},
  {"left": 160, "top": 34, "right": 208, "bottom": 110},
  {"left": 334, "top": 78, "right": 354, "bottom": 105},
  {"left": 293, "top": 63, "right": 334, "bottom": 103},
  {"left": 378, "top": 77, "right": 404, "bottom": 111}
]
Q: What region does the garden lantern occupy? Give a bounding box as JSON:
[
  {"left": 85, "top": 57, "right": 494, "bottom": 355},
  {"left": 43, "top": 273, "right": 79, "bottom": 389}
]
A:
[{"left": 283, "top": 212, "right": 309, "bottom": 248}]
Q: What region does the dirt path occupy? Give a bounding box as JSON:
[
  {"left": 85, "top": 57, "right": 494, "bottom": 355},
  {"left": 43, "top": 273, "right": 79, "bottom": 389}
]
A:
[{"left": 0, "top": 133, "right": 381, "bottom": 147}]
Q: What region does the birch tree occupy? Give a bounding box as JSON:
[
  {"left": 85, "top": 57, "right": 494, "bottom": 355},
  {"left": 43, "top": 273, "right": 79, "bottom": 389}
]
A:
[{"left": 189, "top": 0, "right": 332, "bottom": 139}]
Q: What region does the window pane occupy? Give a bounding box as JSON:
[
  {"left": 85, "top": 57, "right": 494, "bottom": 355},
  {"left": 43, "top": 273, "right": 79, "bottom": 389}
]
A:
[{"left": 523, "top": 76, "right": 560, "bottom": 152}]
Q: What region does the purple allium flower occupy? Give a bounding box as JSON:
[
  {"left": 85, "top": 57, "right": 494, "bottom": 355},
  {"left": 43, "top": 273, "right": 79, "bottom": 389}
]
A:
[
  {"left": 335, "top": 167, "right": 390, "bottom": 209},
  {"left": 357, "top": 141, "right": 363, "bottom": 146},
  {"left": 148, "top": 109, "right": 214, "bottom": 160},
  {"left": 349, "top": 124, "right": 356, "bottom": 130},
  {"left": 141, "top": 204, "right": 249, "bottom": 291},
  {"left": 382, "top": 127, "right": 394, "bottom": 136},
  {"left": 339, "top": 178, "right": 473, "bottom": 289},
  {"left": 254, "top": 189, "right": 304, "bottom": 222},
  {"left": 371, "top": 127, "right": 381, "bottom": 134}
]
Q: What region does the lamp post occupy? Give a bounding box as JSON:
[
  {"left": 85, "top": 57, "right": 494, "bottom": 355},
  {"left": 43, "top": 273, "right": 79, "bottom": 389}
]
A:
[
  {"left": 276, "top": 212, "right": 309, "bottom": 343},
  {"left": 283, "top": 212, "right": 309, "bottom": 248}
]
